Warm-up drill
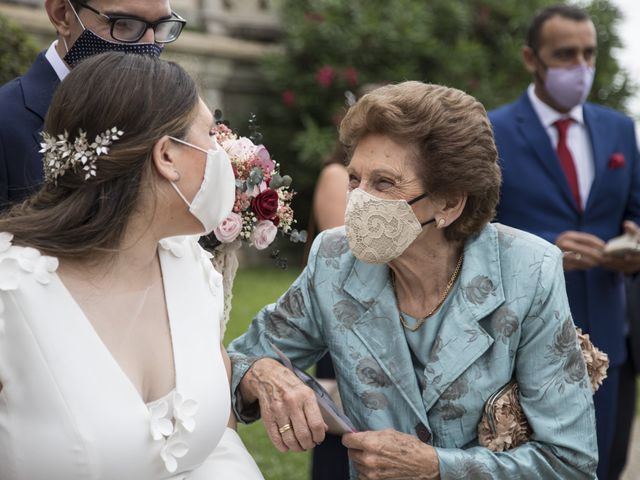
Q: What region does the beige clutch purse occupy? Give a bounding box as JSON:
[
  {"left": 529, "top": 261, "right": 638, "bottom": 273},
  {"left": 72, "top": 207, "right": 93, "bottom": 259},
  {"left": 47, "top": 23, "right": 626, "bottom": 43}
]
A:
[{"left": 478, "top": 328, "right": 608, "bottom": 452}]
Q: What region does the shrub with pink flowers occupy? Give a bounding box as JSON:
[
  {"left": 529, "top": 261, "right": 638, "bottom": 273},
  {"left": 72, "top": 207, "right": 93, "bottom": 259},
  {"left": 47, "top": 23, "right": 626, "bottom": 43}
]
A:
[{"left": 257, "top": 0, "right": 630, "bottom": 233}]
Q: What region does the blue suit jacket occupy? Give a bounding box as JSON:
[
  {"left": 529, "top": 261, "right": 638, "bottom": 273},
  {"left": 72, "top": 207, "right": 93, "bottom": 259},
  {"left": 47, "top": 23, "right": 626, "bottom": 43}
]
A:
[
  {"left": 490, "top": 93, "right": 640, "bottom": 366},
  {"left": 0, "top": 51, "right": 59, "bottom": 208}
]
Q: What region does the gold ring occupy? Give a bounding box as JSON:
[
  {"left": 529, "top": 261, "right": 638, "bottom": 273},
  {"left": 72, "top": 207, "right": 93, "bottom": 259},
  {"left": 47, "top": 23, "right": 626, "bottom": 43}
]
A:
[
  {"left": 575, "top": 252, "right": 582, "bottom": 260},
  {"left": 278, "top": 423, "right": 292, "bottom": 434}
]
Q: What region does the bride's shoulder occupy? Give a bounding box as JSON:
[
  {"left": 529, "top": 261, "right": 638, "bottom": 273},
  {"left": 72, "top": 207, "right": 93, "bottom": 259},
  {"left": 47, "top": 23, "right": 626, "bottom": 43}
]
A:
[{"left": 0, "top": 232, "right": 59, "bottom": 289}]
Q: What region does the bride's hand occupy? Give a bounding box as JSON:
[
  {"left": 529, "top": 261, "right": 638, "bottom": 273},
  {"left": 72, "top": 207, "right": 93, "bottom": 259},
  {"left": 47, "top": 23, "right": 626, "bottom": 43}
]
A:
[{"left": 239, "top": 358, "right": 327, "bottom": 452}]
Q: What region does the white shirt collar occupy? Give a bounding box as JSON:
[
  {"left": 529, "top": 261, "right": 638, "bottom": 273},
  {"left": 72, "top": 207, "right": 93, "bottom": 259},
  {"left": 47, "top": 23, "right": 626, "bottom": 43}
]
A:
[
  {"left": 45, "top": 40, "right": 70, "bottom": 81},
  {"left": 527, "top": 83, "right": 585, "bottom": 127}
]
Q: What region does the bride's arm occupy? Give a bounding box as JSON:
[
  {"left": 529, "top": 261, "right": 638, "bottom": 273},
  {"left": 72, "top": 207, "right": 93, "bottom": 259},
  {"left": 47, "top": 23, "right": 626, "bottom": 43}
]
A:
[{"left": 222, "top": 344, "right": 238, "bottom": 430}]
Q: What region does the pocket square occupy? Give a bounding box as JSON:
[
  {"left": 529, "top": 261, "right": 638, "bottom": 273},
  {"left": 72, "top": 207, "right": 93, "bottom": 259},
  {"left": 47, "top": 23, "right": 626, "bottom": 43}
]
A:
[{"left": 608, "top": 153, "right": 625, "bottom": 169}]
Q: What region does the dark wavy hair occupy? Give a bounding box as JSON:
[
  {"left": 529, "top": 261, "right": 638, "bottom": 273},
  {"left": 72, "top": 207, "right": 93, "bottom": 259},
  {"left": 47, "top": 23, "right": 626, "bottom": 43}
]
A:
[{"left": 0, "top": 52, "right": 199, "bottom": 259}]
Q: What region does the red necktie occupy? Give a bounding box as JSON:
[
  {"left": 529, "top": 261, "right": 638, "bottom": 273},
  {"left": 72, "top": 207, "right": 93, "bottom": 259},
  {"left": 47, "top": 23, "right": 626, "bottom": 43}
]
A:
[{"left": 553, "top": 118, "right": 581, "bottom": 211}]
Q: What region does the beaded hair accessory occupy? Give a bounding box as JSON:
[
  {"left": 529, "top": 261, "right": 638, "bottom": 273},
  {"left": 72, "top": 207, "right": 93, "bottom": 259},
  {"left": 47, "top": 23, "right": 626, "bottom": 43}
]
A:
[{"left": 40, "top": 127, "right": 124, "bottom": 184}]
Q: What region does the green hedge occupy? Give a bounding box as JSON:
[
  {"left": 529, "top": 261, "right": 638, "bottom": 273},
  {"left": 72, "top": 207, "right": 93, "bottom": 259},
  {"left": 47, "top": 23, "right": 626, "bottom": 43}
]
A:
[{"left": 0, "top": 14, "right": 39, "bottom": 86}]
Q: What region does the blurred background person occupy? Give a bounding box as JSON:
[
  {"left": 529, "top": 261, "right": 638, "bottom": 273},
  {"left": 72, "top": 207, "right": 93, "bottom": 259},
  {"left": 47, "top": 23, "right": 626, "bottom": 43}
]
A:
[
  {"left": 0, "top": 0, "right": 185, "bottom": 208},
  {"left": 489, "top": 5, "right": 640, "bottom": 478}
]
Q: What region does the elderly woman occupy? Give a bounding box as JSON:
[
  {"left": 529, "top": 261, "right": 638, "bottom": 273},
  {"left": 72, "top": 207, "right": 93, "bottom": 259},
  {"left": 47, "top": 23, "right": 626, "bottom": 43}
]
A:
[{"left": 228, "top": 81, "right": 597, "bottom": 479}]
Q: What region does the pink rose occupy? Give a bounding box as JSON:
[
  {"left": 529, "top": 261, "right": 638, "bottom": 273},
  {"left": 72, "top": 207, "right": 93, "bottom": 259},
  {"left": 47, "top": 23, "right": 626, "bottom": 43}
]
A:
[
  {"left": 255, "top": 145, "right": 275, "bottom": 174},
  {"left": 252, "top": 220, "right": 278, "bottom": 250},
  {"left": 316, "top": 65, "right": 335, "bottom": 88},
  {"left": 214, "top": 212, "right": 243, "bottom": 243}
]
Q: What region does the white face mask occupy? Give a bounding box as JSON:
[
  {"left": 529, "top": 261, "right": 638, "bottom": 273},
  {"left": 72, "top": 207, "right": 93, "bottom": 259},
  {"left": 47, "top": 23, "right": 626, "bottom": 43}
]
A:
[
  {"left": 344, "top": 188, "right": 434, "bottom": 264},
  {"left": 168, "top": 137, "right": 235, "bottom": 235}
]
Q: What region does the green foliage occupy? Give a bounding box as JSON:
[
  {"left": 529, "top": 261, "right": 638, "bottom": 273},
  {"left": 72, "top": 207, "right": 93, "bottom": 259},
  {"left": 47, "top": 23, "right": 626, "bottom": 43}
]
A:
[
  {"left": 0, "top": 15, "right": 39, "bottom": 86},
  {"left": 224, "top": 267, "right": 309, "bottom": 480},
  {"left": 257, "top": 0, "right": 634, "bottom": 229}
]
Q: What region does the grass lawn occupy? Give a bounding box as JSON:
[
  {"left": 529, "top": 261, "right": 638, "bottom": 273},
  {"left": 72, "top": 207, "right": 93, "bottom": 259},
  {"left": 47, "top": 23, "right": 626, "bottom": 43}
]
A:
[{"left": 223, "top": 266, "right": 310, "bottom": 480}]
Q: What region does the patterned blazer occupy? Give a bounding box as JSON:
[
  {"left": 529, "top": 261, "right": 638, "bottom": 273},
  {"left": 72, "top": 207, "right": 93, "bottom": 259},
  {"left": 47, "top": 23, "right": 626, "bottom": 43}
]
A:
[{"left": 228, "top": 223, "right": 598, "bottom": 479}]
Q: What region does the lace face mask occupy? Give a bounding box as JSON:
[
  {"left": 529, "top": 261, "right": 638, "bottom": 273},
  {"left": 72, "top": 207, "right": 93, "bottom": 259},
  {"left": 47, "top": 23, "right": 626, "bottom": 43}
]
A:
[{"left": 344, "top": 188, "right": 434, "bottom": 264}]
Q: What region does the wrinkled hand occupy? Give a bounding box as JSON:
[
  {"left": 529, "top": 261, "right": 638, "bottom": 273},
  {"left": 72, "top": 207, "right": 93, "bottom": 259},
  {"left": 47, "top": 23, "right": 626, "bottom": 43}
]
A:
[
  {"left": 239, "top": 358, "right": 326, "bottom": 452},
  {"left": 342, "top": 429, "right": 440, "bottom": 480},
  {"left": 556, "top": 231, "right": 605, "bottom": 271},
  {"left": 601, "top": 220, "right": 640, "bottom": 274}
]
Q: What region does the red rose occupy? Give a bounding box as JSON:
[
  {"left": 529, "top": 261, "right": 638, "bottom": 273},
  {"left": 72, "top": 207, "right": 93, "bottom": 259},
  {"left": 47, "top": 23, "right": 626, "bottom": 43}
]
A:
[
  {"left": 282, "top": 90, "right": 296, "bottom": 107},
  {"left": 252, "top": 189, "right": 279, "bottom": 220},
  {"left": 608, "top": 153, "right": 625, "bottom": 170}
]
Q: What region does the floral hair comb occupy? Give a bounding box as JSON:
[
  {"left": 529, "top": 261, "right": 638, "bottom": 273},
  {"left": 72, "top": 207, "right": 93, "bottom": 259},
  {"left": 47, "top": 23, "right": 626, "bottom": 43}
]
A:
[{"left": 40, "top": 127, "right": 124, "bottom": 184}]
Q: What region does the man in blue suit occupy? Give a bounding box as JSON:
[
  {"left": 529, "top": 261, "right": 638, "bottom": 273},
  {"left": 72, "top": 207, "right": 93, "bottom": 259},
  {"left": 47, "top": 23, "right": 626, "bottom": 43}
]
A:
[
  {"left": 0, "top": 0, "right": 185, "bottom": 207},
  {"left": 490, "top": 5, "right": 640, "bottom": 478}
]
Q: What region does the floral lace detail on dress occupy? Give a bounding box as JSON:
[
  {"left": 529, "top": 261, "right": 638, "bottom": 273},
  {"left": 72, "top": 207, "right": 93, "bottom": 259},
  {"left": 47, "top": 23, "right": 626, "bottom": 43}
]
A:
[{"left": 147, "top": 390, "right": 199, "bottom": 473}]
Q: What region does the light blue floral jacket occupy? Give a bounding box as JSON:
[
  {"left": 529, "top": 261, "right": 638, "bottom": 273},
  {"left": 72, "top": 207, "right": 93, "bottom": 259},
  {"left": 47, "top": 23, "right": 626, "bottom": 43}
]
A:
[{"left": 228, "top": 223, "right": 598, "bottom": 479}]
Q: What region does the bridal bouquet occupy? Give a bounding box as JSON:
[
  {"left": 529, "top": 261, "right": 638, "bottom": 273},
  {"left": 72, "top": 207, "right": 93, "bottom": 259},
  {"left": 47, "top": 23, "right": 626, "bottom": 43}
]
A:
[
  {"left": 202, "top": 113, "right": 306, "bottom": 334},
  {"left": 206, "top": 113, "right": 305, "bottom": 251}
]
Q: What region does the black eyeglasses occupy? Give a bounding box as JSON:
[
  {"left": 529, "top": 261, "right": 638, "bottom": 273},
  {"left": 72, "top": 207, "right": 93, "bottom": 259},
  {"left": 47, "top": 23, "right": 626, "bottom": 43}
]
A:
[{"left": 76, "top": 1, "right": 186, "bottom": 44}]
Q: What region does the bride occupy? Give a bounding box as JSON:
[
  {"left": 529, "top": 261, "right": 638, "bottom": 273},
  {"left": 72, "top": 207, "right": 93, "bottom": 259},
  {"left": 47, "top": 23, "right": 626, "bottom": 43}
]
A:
[{"left": 0, "top": 52, "right": 263, "bottom": 480}]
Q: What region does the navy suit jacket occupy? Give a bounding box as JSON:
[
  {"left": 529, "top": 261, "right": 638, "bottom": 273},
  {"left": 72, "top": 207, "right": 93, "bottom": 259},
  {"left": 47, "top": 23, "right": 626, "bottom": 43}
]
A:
[
  {"left": 0, "top": 51, "right": 60, "bottom": 208},
  {"left": 490, "top": 93, "right": 640, "bottom": 366}
]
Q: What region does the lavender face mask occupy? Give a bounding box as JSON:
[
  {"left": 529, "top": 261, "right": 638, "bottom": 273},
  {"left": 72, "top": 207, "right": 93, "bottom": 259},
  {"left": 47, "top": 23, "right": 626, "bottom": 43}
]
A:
[{"left": 544, "top": 64, "right": 595, "bottom": 110}]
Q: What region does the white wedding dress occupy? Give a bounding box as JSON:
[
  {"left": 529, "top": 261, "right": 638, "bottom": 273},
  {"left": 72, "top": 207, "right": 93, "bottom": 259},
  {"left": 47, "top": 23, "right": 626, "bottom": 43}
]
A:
[{"left": 0, "top": 233, "right": 263, "bottom": 480}]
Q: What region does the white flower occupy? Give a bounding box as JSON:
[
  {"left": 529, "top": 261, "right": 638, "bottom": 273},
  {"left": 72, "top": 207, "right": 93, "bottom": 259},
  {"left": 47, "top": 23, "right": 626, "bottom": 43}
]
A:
[
  {"left": 160, "top": 434, "right": 189, "bottom": 473},
  {"left": 251, "top": 220, "right": 278, "bottom": 250},
  {"left": 172, "top": 392, "right": 198, "bottom": 433},
  {"left": 159, "top": 238, "right": 186, "bottom": 258},
  {"left": 0, "top": 247, "right": 58, "bottom": 286},
  {"left": 214, "top": 212, "right": 243, "bottom": 243},
  {"left": 0, "top": 257, "right": 21, "bottom": 291},
  {"left": 0, "top": 232, "right": 13, "bottom": 252},
  {"left": 148, "top": 399, "right": 174, "bottom": 441},
  {"left": 17, "top": 247, "right": 40, "bottom": 273},
  {"left": 33, "top": 256, "right": 59, "bottom": 285}
]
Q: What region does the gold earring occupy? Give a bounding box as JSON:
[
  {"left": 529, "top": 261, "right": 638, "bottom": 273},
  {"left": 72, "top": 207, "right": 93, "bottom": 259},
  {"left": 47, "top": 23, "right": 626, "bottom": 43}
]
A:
[{"left": 437, "top": 218, "right": 446, "bottom": 228}]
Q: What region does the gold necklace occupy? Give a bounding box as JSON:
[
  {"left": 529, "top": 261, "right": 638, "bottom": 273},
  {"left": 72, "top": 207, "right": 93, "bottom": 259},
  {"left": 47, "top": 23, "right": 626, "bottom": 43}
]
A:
[{"left": 392, "top": 253, "right": 464, "bottom": 332}]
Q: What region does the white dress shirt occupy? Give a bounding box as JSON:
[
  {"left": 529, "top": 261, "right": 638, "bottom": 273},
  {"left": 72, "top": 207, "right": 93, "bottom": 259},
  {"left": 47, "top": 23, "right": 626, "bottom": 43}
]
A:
[
  {"left": 44, "top": 40, "right": 70, "bottom": 81},
  {"left": 527, "top": 84, "right": 594, "bottom": 209}
]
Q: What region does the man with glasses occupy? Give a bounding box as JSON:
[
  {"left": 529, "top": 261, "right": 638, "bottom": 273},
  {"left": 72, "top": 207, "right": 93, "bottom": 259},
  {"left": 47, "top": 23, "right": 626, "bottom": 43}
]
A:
[{"left": 0, "top": 0, "right": 186, "bottom": 207}]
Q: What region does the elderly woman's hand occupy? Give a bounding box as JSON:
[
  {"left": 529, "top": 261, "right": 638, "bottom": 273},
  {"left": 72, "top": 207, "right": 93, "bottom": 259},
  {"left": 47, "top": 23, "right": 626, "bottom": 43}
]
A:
[
  {"left": 238, "top": 358, "right": 327, "bottom": 452},
  {"left": 343, "top": 430, "right": 440, "bottom": 480}
]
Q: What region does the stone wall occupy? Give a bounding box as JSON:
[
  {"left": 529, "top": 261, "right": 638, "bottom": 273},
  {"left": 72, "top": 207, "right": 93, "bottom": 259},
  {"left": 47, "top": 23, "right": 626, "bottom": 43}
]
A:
[{"left": 0, "top": 0, "right": 281, "bottom": 125}]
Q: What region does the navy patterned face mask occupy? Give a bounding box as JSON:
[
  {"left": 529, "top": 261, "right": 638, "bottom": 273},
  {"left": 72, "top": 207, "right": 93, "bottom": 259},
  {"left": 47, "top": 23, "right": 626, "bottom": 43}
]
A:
[{"left": 63, "top": 28, "right": 162, "bottom": 67}]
